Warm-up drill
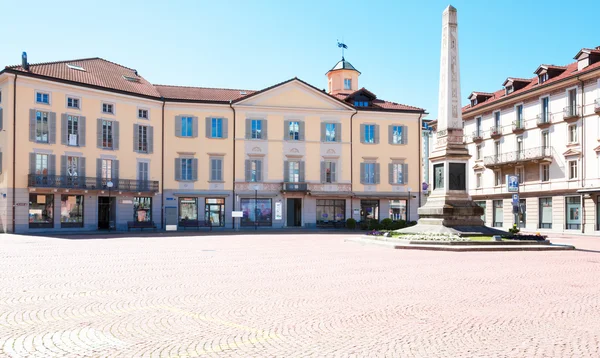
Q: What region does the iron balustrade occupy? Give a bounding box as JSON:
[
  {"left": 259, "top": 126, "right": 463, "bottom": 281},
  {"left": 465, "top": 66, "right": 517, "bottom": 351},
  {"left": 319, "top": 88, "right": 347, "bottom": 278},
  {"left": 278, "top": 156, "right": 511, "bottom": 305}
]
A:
[
  {"left": 563, "top": 105, "right": 580, "bottom": 119},
  {"left": 594, "top": 99, "right": 600, "bottom": 113},
  {"left": 27, "top": 174, "right": 159, "bottom": 192},
  {"left": 484, "top": 146, "right": 553, "bottom": 167},
  {"left": 512, "top": 120, "right": 525, "bottom": 131},
  {"left": 489, "top": 126, "right": 501, "bottom": 137},
  {"left": 282, "top": 182, "right": 309, "bottom": 192},
  {"left": 472, "top": 130, "right": 483, "bottom": 141},
  {"left": 536, "top": 113, "right": 553, "bottom": 125}
]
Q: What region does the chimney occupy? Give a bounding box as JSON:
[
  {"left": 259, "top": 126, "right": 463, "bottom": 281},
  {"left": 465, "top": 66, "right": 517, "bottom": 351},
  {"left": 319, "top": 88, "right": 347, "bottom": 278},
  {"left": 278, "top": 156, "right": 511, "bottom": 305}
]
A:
[{"left": 21, "top": 52, "right": 29, "bottom": 71}]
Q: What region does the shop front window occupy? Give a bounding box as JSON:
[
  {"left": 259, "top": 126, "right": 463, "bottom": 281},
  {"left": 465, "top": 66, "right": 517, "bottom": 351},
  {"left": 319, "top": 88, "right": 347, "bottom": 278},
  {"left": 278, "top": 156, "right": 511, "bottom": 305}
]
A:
[
  {"left": 388, "top": 200, "right": 407, "bottom": 221},
  {"left": 361, "top": 200, "right": 379, "bottom": 221},
  {"left": 134, "top": 197, "right": 152, "bottom": 222},
  {"left": 476, "top": 201, "right": 486, "bottom": 223},
  {"left": 179, "top": 197, "right": 198, "bottom": 223},
  {"left": 29, "top": 194, "right": 54, "bottom": 228},
  {"left": 565, "top": 196, "right": 581, "bottom": 230},
  {"left": 60, "top": 195, "right": 83, "bottom": 227},
  {"left": 539, "top": 197, "right": 552, "bottom": 229},
  {"left": 205, "top": 198, "right": 225, "bottom": 227},
  {"left": 493, "top": 200, "right": 503, "bottom": 227},
  {"left": 240, "top": 198, "right": 272, "bottom": 226},
  {"left": 316, "top": 199, "right": 345, "bottom": 226}
]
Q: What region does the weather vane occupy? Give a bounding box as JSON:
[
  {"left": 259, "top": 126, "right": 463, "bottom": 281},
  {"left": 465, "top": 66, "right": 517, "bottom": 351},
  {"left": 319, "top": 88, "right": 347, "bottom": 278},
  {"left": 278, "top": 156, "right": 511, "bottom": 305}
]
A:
[{"left": 337, "top": 40, "right": 348, "bottom": 59}]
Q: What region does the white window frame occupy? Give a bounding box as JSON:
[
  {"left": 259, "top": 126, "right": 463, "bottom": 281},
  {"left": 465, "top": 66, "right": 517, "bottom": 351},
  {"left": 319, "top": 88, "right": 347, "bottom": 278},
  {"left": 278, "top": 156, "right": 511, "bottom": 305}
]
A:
[
  {"left": 565, "top": 86, "right": 578, "bottom": 110},
  {"left": 101, "top": 119, "right": 114, "bottom": 149},
  {"left": 180, "top": 158, "right": 193, "bottom": 181},
  {"left": 475, "top": 116, "right": 482, "bottom": 136},
  {"left": 67, "top": 115, "right": 79, "bottom": 146},
  {"left": 344, "top": 78, "right": 352, "bottom": 90},
  {"left": 476, "top": 173, "right": 482, "bottom": 188},
  {"left": 137, "top": 108, "right": 149, "bottom": 120},
  {"left": 35, "top": 91, "right": 51, "bottom": 105},
  {"left": 568, "top": 160, "right": 578, "bottom": 180},
  {"left": 364, "top": 124, "right": 375, "bottom": 143},
  {"left": 392, "top": 125, "right": 404, "bottom": 144},
  {"left": 364, "top": 162, "right": 376, "bottom": 184},
  {"left": 101, "top": 159, "right": 112, "bottom": 180},
  {"left": 494, "top": 170, "right": 501, "bottom": 187},
  {"left": 325, "top": 123, "right": 337, "bottom": 142},
  {"left": 568, "top": 124, "right": 578, "bottom": 144},
  {"left": 515, "top": 103, "right": 524, "bottom": 124},
  {"left": 476, "top": 145, "right": 482, "bottom": 161},
  {"left": 251, "top": 119, "right": 262, "bottom": 140},
  {"left": 538, "top": 72, "right": 548, "bottom": 84},
  {"left": 391, "top": 163, "right": 405, "bottom": 184},
  {"left": 493, "top": 111, "right": 501, "bottom": 129},
  {"left": 137, "top": 125, "right": 148, "bottom": 153},
  {"left": 541, "top": 163, "right": 550, "bottom": 182},
  {"left": 211, "top": 118, "right": 223, "bottom": 138},
  {"left": 516, "top": 166, "right": 524, "bottom": 184},
  {"left": 35, "top": 110, "right": 50, "bottom": 143},
  {"left": 66, "top": 96, "right": 81, "bottom": 110},
  {"left": 541, "top": 130, "right": 550, "bottom": 149},
  {"left": 540, "top": 96, "right": 550, "bottom": 122},
  {"left": 288, "top": 121, "right": 300, "bottom": 141},
  {"left": 102, "top": 102, "right": 115, "bottom": 115}
]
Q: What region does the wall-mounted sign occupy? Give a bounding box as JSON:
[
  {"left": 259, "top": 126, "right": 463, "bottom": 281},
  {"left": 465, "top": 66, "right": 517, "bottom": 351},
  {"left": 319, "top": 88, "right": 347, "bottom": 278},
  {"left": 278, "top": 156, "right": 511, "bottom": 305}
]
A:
[
  {"left": 120, "top": 200, "right": 133, "bottom": 204},
  {"left": 15, "top": 203, "right": 27, "bottom": 206},
  {"left": 166, "top": 197, "right": 176, "bottom": 201},
  {"left": 232, "top": 211, "right": 243, "bottom": 218},
  {"left": 275, "top": 202, "right": 282, "bottom": 220},
  {"left": 507, "top": 175, "right": 519, "bottom": 193}
]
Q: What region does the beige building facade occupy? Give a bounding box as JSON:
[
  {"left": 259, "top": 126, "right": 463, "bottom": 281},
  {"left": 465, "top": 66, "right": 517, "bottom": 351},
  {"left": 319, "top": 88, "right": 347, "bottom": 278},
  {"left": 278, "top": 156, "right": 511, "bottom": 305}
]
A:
[{"left": 0, "top": 54, "right": 425, "bottom": 233}]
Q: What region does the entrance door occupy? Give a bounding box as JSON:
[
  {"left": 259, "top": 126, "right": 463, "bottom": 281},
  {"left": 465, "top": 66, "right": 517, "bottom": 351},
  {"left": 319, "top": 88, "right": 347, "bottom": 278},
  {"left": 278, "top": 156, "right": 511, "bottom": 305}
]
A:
[
  {"left": 98, "top": 196, "right": 116, "bottom": 229},
  {"left": 286, "top": 198, "right": 302, "bottom": 227}
]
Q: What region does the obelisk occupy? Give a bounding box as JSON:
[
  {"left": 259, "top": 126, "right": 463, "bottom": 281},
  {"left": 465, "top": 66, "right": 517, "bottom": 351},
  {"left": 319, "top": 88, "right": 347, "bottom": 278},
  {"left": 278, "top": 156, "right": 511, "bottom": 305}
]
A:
[{"left": 398, "top": 5, "right": 499, "bottom": 235}]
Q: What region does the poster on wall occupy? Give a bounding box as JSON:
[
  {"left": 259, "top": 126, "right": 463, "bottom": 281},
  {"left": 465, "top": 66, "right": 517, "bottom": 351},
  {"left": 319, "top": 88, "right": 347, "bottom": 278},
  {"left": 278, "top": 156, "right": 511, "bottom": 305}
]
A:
[{"left": 275, "top": 202, "right": 282, "bottom": 220}]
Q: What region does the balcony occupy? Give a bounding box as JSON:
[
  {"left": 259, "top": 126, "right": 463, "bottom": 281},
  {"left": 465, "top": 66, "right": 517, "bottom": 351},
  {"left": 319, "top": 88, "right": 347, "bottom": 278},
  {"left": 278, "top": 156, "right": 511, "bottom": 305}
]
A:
[
  {"left": 512, "top": 120, "right": 525, "bottom": 134},
  {"left": 489, "top": 126, "right": 502, "bottom": 139},
  {"left": 27, "top": 174, "right": 159, "bottom": 192},
  {"left": 282, "top": 182, "right": 309, "bottom": 192},
  {"left": 536, "top": 113, "right": 553, "bottom": 128},
  {"left": 594, "top": 99, "right": 600, "bottom": 114},
  {"left": 483, "top": 146, "right": 553, "bottom": 169},
  {"left": 472, "top": 130, "right": 483, "bottom": 143},
  {"left": 563, "top": 106, "right": 580, "bottom": 122}
]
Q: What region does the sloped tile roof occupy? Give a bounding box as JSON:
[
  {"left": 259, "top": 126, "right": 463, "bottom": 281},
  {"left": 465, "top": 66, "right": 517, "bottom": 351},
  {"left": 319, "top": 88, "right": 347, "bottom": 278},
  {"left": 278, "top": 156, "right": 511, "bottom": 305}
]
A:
[
  {"left": 334, "top": 89, "right": 424, "bottom": 112},
  {"left": 155, "top": 84, "right": 256, "bottom": 102}
]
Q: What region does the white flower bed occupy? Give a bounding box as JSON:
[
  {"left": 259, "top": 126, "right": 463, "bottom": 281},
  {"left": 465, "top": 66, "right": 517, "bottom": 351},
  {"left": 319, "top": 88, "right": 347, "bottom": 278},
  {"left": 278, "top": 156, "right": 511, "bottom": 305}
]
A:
[{"left": 394, "top": 232, "right": 469, "bottom": 242}]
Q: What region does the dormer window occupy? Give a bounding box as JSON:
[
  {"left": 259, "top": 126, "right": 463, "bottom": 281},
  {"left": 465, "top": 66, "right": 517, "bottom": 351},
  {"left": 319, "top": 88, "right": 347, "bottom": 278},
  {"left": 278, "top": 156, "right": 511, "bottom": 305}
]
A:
[
  {"left": 344, "top": 78, "right": 352, "bottom": 90},
  {"left": 538, "top": 73, "right": 549, "bottom": 84},
  {"left": 471, "top": 98, "right": 478, "bottom": 107},
  {"left": 354, "top": 101, "right": 368, "bottom": 107},
  {"left": 505, "top": 85, "right": 514, "bottom": 95}
]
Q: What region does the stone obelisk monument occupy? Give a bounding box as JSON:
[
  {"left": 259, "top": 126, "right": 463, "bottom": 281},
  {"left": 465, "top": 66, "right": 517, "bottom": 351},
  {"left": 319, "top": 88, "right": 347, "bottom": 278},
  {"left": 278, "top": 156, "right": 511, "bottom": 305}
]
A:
[{"left": 399, "top": 5, "right": 500, "bottom": 235}]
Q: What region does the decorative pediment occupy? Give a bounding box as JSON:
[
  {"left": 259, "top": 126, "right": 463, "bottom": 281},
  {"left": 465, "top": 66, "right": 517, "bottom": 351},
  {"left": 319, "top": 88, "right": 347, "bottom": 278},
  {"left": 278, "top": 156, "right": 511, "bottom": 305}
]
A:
[
  {"left": 472, "top": 164, "right": 485, "bottom": 171},
  {"left": 593, "top": 145, "right": 600, "bottom": 153},
  {"left": 326, "top": 149, "right": 336, "bottom": 154},
  {"left": 251, "top": 147, "right": 262, "bottom": 152},
  {"left": 563, "top": 148, "right": 582, "bottom": 157},
  {"left": 289, "top": 148, "right": 299, "bottom": 153}
]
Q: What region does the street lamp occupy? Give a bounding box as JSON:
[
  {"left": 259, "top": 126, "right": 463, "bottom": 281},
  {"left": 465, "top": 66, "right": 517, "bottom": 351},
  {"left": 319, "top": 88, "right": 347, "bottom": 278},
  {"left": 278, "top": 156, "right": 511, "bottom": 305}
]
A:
[
  {"left": 107, "top": 181, "right": 113, "bottom": 232},
  {"left": 254, "top": 185, "right": 259, "bottom": 231}
]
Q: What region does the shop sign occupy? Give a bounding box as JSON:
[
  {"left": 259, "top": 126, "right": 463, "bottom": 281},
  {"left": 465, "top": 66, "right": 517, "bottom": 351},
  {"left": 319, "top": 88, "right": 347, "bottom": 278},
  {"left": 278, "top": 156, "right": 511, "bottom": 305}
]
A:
[{"left": 275, "top": 202, "right": 282, "bottom": 220}]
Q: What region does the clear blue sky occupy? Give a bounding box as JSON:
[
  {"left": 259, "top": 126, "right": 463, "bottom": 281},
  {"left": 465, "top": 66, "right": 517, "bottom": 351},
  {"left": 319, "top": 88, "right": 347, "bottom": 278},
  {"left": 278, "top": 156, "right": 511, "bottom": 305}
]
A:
[{"left": 2, "top": 0, "right": 599, "bottom": 119}]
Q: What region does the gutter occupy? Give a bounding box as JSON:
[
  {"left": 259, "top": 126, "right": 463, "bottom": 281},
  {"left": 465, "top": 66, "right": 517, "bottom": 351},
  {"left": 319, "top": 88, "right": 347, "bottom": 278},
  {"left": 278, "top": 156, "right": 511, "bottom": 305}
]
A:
[
  {"left": 11, "top": 74, "right": 17, "bottom": 233},
  {"left": 350, "top": 109, "right": 358, "bottom": 220},
  {"left": 161, "top": 97, "right": 165, "bottom": 230},
  {"left": 229, "top": 101, "right": 236, "bottom": 229}
]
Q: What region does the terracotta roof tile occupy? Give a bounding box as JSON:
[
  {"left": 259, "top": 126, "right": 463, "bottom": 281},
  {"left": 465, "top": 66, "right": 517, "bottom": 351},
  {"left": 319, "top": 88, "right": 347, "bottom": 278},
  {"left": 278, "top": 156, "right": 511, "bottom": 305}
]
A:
[
  {"left": 7, "top": 58, "right": 161, "bottom": 97},
  {"left": 154, "top": 84, "right": 256, "bottom": 102},
  {"left": 333, "top": 88, "right": 424, "bottom": 111}
]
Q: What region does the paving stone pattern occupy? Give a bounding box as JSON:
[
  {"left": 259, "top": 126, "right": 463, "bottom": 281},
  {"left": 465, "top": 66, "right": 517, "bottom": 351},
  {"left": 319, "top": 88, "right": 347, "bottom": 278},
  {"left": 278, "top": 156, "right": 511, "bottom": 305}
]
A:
[{"left": 1, "top": 233, "right": 599, "bottom": 357}]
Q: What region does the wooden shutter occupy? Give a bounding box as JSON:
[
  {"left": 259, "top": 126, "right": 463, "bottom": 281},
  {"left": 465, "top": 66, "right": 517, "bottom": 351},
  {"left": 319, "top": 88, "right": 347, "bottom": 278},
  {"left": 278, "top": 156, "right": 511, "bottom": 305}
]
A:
[
  {"left": 403, "top": 164, "right": 409, "bottom": 184},
  {"left": 79, "top": 116, "right": 86, "bottom": 147},
  {"left": 402, "top": 125, "right": 408, "bottom": 144},
  {"left": 245, "top": 160, "right": 251, "bottom": 181},
  {"left": 320, "top": 162, "right": 326, "bottom": 183},
  {"left": 299, "top": 161, "right": 305, "bottom": 182},
  {"left": 48, "top": 154, "right": 56, "bottom": 176},
  {"left": 97, "top": 118, "right": 103, "bottom": 148},
  {"left": 283, "top": 161, "right": 289, "bottom": 182},
  {"left": 206, "top": 117, "right": 212, "bottom": 138},
  {"left": 175, "top": 158, "right": 181, "bottom": 181},
  {"left": 388, "top": 125, "right": 394, "bottom": 144},
  {"left": 261, "top": 120, "right": 268, "bottom": 139},
  {"left": 0, "top": 107, "right": 3, "bottom": 130},
  {"left": 29, "top": 109, "right": 36, "bottom": 141},
  {"left": 360, "top": 124, "right": 366, "bottom": 143},
  {"left": 79, "top": 157, "right": 86, "bottom": 178},
  {"left": 222, "top": 118, "right": 228, "bottom": 139},
  {"left": 49, "top": 112, "right": 56, "bottom": 144},
  {"left": 320, "top": 122, "right": 326, "bottom": 142},
  {"left": 298, "top": 121, "right": 305, "bottom": 141},
  {"left": 96, "top": 158, "right": 102, "bottom": 179},
  {"left": 389, "top": 163, "right": 394, "bottom": 184},
  {"left": 29, "top": 153, "right": 36, "bottom": 174},
  {"left": 192, "top": 158, "right": 198, "bottom": 181},
  {"left": 336, "top": 123, "right": 342, "bottom": 142},
  {"left": 133, "top": 124, "right": 139, "bottom": 152},
  {"left": 192, "top": 116, "right": 198, "bottom": 138},
  {"left": 147, "top": 126, "right": 154, "bottom": 154},
  {"left": 283, "top": 120, "right": 290, "bottom": 140},
  {"left": 113, "top": 160, "right": 119, "bottom": 180},
  {"left": 175, "top": 115, "right": 182, "bottom": 137},
  {"left": 360, "top": 163, "right": 365, "bottom": 184},
  {"left": 245, "top": 118, "right": 252, "bottom": 139},
  {"left": 113, "top": 121, "right": 119, "bottom": 150},
  {"left": 331, "top": 162, "right": 337, "bottom": 183},
  {"left": 374, "top": 124, "right": 380, "bottom": 144},
  {"left": 60, "top": 155, "right": 67, "bottom": 177},
  {"left": 61, "top": 114, "right": 68, "bottom": 145},
  {"left": 375, "top": 163, "right": 380, "bottom": 184},
  {"left": 257, "top": 160, "right": 263, "bottom": 182}
]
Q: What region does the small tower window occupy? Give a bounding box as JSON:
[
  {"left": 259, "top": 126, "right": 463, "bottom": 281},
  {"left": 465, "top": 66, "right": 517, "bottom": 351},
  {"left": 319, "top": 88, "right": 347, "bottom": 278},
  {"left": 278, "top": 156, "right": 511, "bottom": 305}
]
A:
[
  {"left": 505, "top": 85, "right": 513, "bottom": 95},
  {"left": 344, "top": 78, "right": 352, "bottom": 90}
]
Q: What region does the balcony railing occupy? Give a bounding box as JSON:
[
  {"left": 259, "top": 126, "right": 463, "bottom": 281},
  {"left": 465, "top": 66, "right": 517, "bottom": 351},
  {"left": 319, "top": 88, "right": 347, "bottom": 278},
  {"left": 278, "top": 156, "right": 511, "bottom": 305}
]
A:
[
  {"left": 536, "top": 113, "right": 553, "bottom": 127},
  {"left": 28, "top": 174, "right": 159, "bottom": 192},
  {"left": 282, "top": 182, "right": 309, "bottom": 192},
  {"left": 563, "top": 106, "right": 580, "bottom": 121},
  {"left": 489, "top": 126, "right": 502, "bottom": 138},
  {"left": 512, "top": 120, "right": 525, "bottom": 133},
  {"left": 483, "top": 146, "right": 553, "bottom": 168},
  {"left": 594, "top": 99, "right": 600, "bottom": 114},
  {"left": 472, "top": 131, "right": 483, "bottom": 142}
]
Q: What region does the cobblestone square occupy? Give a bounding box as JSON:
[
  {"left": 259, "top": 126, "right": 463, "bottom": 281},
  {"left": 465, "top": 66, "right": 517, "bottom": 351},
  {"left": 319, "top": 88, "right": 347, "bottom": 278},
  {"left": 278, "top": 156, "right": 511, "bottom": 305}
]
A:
[{"left": 1, "top": 233, "right": 599, "bottom": 357}]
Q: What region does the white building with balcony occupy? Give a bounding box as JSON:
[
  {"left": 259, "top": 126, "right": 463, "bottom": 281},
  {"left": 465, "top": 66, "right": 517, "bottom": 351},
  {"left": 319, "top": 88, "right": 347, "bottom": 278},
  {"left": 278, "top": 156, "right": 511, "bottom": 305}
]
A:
[{"left": 430, "top": 46, "right": 600, "bottom": 235}]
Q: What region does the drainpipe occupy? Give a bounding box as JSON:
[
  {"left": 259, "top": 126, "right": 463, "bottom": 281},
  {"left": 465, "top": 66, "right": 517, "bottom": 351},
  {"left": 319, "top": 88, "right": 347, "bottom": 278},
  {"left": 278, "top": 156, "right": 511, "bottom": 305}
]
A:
[
  {"left": 11, "top": 74, "right": 17, "bottom": 233},
  {"left": 577, "top": 77, "right": 585, "bottom": 233},
  {"left": 160, "top": 97, "right": 165, "bottom": 230},
  {"left": 350, "top": 109, "right": 358, "bottom": 221},
  {"left": 417, "top": 112, "right": 424, "bottom": 212},
  {"left": 229, "top": 101, "right": 236, "bottom": 229}
]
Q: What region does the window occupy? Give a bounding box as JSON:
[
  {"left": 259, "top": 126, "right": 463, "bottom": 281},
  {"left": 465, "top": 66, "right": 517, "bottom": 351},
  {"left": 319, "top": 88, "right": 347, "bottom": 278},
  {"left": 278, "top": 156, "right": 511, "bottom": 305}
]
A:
[
  {"left": 67, "top": 156, "right": 79, "bottom": 177},
  {"left": 181, "top": 117, "right": 193, "bottom": 137},
  {"left": 344, "top": 78, "right": 352, "bottom": 90},
  {"left": 541, "top": 131, "right": 550, "bottom": 149},
  {"left": 568, "top": 124, "right": 578, "bottom": 143},
  {"left": 179, "top": 197, "right": 198, "bottom": 223},
  {"left": 363, "top": 163, "right": 376, "bottom": 184},
  {"left": 516, "top": 167, "right": 524, "bottom": 184},
  {"left": 133, "top": 197, "right": 152, "bottom": 222},
  {"left": 361, "top": 200, "right": 380, "bottom": 221},
  {"left": 476, "top": 145, "right": 482, "bottom": 161},
  {"left": 391, "top": 163, "right": 406, "bottom": 184},
  {"left": 102, "top": 103, "right": 114, "bottom": 114},
  {"left": 205, "top": 198, "right": 225, "bottom": 227},
  {"left": 138, "top": 162, "right": 149, "bottom": 190},
  {"left": 476, "top": 173, "right": 482, "bottom": 188},
  {"left": 567, "top": 88, "right": 577, "bottom": 115},
  {"left": 565, "top": 196, "right": 581, "bottom": 230},
  {"left": 539, "top": 73, "right": 548, "bottom": 84},
  {"left": 35, "top": 154, "right": 48, "bottom": 175},
  {"left": 323, "top": 161, "right": 336, "bottom": 183},
  {"left": 29, "top": 194, "right": 54, "bottom": 228},
  {"left": 241, "top": 198, "right": 272, "bottom": 226},
  {"left": 67, "top": 97, "right": 79, "bottom": 109},
  {"left": 211, "top": 118, "right": 223, "bottom": 138},
  {"left": 539, "top": 197, "right": 552, "bottom": 228},
  {"left": 494, "top": 141, "right": 500, "bottom": 158},
  {"left": 516, "top": 105, "right": 523, "bottom": 125},
  {"left": 505, "top": 85, "right": 514, "bottom": 95},
  {"left": 137, "top": 125, "right": 148, "bottom": 152},
  {"left": 516, "top": 136, "right": 523, "bottom": 159},
  {"left": 569, "top": 160, "right": 578, "bottom": 180},
  {"left": 101, "top": 159, "right": 112, "bottom": 180},
  {"left": 210, "top": 158, "right": 223, "bottom": 181},
  {"left": 476, "top": 117, "right": 482, "bottom": 135},
  {"left": 493, "top": 200, "right": 503, "bottom": 227},
  {"left": 354, "top": 101, "right": 368, "bottom": 107},
  {"left": 102, "top": 120, "right": 113, "bottom": 149},
  {"left": 251, "top": 119, "right": 262, "bottom": 139},
  {"left": 471, "top": 98, "right": 478, "bottom": 107},
  {"left": 316, "top": 199, "right": 346, "bottom": 225},
  {"left": 288, "top": 121, "right": 299, "bottom": 140},
  {"left": 392, "top": 126, "right": 404, "bottom": 144},
  {"left": 476, "top": 201, "right": 486, "bottom": 223},
  {"left": 36, "top": 92, "right": 50, "bottom": 104},
  {"left": 494, "top": 111, "right": 501, "bottom": 129},
  {"left": 541, "top": 97, "right": 549, "bottom": 122},
  {"left": 494, "top": 170, "right": 501, "bottom": 186},
  {"left": 288, "top": 161, "right": 300, "bottom": 183},
  {"left": 35, "top": 111, "right": 49, "bottom": 143},
  {"left": 541, "top": 164, "right": 550, "bottom": 182},
  {"left": 138, "top": 109, "right": 148, "bottom": 119},
  {"left": 0, "top": 90, "right": 2, "bottom": 103},
  {"left": 181, "top": 158, "right": 193, "bottom": 181},
  {"left": 60, "top": 195, "right": 83, "bottom": 228},
  {"left": 389, "top": 200, "right": 407, "bottom": 221},
  {"left": 67, "top": 115, "right": 79, "bottom": 146},
  {"left": 364, "top": 124, "right": 375, "bottom": 143},
  {"left": 248, "top": 160, "right": 262, "bottom": 182},
  {"left": 325, "top": 123, "right": 337, "bottom": 142},
  {"left": 433, "top": 163, "right": 444, "bottom": 189}
]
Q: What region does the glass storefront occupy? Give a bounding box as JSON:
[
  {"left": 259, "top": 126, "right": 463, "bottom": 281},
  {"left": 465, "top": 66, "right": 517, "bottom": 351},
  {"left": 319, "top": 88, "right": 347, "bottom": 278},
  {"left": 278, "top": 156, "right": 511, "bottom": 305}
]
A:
[
  {"left": 134, "top": 197, "right": 152, "bottom": 222},
  {"left": 241, "top": 198, "right": 272, "bottom": 226},
  {"left": 565, "top": 196, "right": 581, "bottom": 230},
  {"left": 493, "top": 199, "right": 503, "bottom": 227},
  {"left": 539, "top": 197, "right": 552, "bottom": 229},
  {"left": 179, "top": 197, "right": 198, "bottom": 223},
  {"left": 388, "top": 200, "right": 407, "bottom": 221},
  {"left": 361, "top": 200, "right": 379, "bottom": 221},
  {"left": 316, "top": 199, "right": 345, "bottom": 226},
  {"left": 476, "top": 201, "right": 486, "bottom": 223},
  {"left": 60, "top": 195, "right": 83, "bottom": 228},
  {"left": 29, "top": 194, "right": 54, "bottom": 228},
  {"left": 205, "top": 198, "right": 225, "bottom": 227}
]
